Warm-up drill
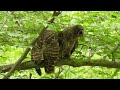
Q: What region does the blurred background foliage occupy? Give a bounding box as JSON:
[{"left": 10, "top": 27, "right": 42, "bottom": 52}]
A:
[{"left": 0, "top": 11, "right": 120, "bottom": 79}]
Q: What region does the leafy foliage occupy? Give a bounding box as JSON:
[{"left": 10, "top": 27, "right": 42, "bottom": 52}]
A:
[{"left": 0, "top": 11, "right": 120, "bottom": 79}]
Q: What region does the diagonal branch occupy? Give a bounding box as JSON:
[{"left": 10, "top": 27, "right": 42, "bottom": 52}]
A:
[{"left": 3, "top": 11, "right": 62, "bottom": 79}]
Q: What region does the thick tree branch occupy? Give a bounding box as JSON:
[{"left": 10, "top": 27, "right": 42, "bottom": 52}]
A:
[
  {"left": 1, "top": 59, "right": 120, "bottom": 74},
  {"left": 3, "top": 11, "right": 62, "bottom": 79}
]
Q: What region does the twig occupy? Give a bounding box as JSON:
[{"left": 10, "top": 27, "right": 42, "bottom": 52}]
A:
[
  {"left": 64, "top": 66, "right": 70, "bottom": 79},
  {"left": 9, "top": 11, "right": 22, "bottom": 26},
  {"left": 3, "top": 11, "right": 62, "bottom": 79}
]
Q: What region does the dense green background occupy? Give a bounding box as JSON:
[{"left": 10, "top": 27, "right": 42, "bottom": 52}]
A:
[{"left": 0, "top": 11, "right": 120, "bottom": 79}]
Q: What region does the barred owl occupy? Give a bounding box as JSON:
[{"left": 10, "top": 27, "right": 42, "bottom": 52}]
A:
[
  {"left": 58, "top": 25, "right": 84, "bottom": 59},
  {"left": 31, "top": 25, "right": 84, "bottom": 76},
  {"left": 31, "top": 30, "right": 60, "bottom": 75}
]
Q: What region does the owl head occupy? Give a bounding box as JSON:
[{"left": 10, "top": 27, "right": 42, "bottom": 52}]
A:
[{"left": 72, "top": 25, "right": 84, "bottom": 37}]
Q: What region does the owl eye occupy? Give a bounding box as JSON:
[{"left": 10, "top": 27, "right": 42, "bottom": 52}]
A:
[
  {"left": 76, "top": 30, "right": 83, "bottom": 37},
  {"left": 79, "top": 30, "right": 83, "bottom": 34}
]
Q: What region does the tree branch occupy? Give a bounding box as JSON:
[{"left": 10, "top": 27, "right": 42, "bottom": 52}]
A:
[
  {"left": 1, "top": 59, "right": 120, "bottom": 74},
  {"left": 3, "top": 11, "right": 62, "bottom": 79}
]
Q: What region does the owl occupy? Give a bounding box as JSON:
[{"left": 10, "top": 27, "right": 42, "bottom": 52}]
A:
[
  {"left": 31, "top": 30, "right": 60, "bottom": 75},
  {"left": 31, "top": 25, "right": 84, "bottom": 76}
]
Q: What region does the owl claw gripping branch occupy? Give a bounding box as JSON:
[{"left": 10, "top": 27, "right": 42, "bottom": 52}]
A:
[{"left": 31, "top": 25, "right": 84, "bottom": 76}]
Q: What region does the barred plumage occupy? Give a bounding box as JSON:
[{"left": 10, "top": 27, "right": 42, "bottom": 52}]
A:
[
  {"left": 31, "top": 30, "right": 60, "bottom": 75},
  {"left": 31, "top": 25, "right": 84, "bottom": 76}
]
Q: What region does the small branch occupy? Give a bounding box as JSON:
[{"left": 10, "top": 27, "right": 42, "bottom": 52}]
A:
[
  {"left": 48, "top": 11, "right": 61, "bottom": 24},
  {"left": 9, "top": 11, "right": 22, "bottom": 26},
  {"left": 3, "top": 11, "right": 62, "bottom": 79}
]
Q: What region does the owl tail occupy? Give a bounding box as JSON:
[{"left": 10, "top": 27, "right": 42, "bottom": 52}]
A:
[
  {"left": 45, "top": 65, "right": 54, "bottom": 74},
  {"left": 35, "top": 68, "right": 42, "bottom": 76}
]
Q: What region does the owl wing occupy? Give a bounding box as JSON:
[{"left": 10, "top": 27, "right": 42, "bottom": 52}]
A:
[
  {"left": 43, "top": 31, "right": 60, "bottom": 74},
  {"left": 31, "top": 30, "right": 60, "bottom": 74},
  {"left": 31, "top": 38, "right": 44, "bottom": 64}
]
